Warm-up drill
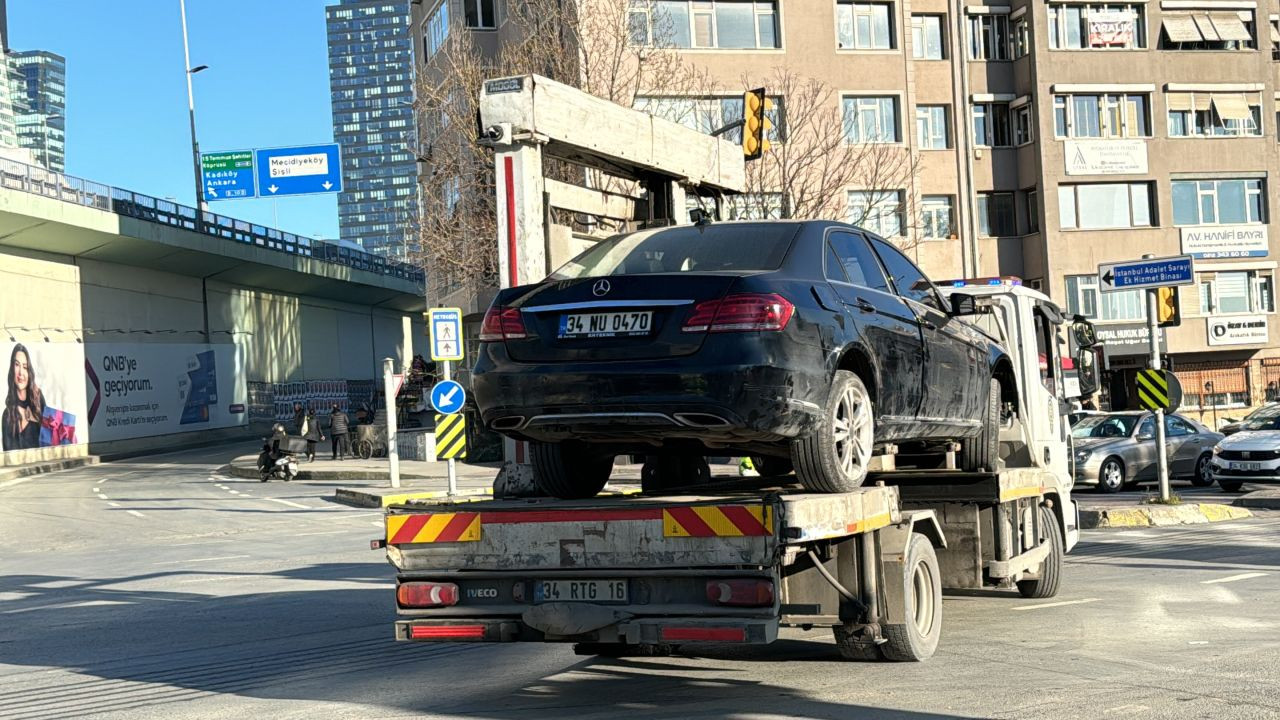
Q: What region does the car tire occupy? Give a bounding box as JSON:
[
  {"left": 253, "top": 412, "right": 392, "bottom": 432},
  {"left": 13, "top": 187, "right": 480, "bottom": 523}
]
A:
[
  {"left": 751, "top": 455, "right": 794, "bottom": 478},
  {"left": 1190, "top": 453, "right": 1215, "bottom": 487},
  {"left": 793, "top": 370, "right": 874, "bottom": 494},
  {"left": 531, "top": 442, "right": 613, "bottom": 499},
  {"left": 1096, "top": 457, "right": 1125, "bottom": 493},
  {"left": 1016, "top": 506, "right": 1063, "bottom": 599},
  {"left": 641, "top": 455, "right": 709, "bottom": 494},
  {"left": 962, "top": 378, "right": 1001, "bottom": 472},
  {"left": 881, "top": 533, "right": 942, "bottom": 662},
  {"left": 1218, "top": 480, "right": 1245, "bottom": 493}
]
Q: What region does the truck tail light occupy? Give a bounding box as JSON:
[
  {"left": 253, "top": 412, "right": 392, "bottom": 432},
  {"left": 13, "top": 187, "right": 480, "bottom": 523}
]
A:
[
  {"left": 682, "top": 294, "right": 794, "bottom": 333},
  {"left": 479, "top": 306, "right": 527, "bottom": 341},
  {"left": 397, "top": 582, "right": 460, "bottom": 608},
  {"left": 660, "top": 626, "right": 747, "bottom": 642},
  {"left": 409, "top": 624, "right": 486, "bottom": 639},
  {"left": 705, "top": 579, "right": 775, "bottom": 607}
]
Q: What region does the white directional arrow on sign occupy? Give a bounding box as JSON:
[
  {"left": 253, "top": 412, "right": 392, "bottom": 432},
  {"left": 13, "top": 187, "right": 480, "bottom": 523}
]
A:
[
  {"left": 268, "top": 184, "right": 279, "bottom": 194},
  {"left": 322, "top": 181, "right": 333, "bottom": 190},
  {"left": 439, "top": 385, "right": 459, "bottom": 406},
  {"left": 207, "top": 185, "right": 217, "bottom": 198}
]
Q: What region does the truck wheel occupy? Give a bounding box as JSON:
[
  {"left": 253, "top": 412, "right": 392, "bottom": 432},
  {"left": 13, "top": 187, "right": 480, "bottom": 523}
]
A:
[
  {"left": 751, "top": 456, "right": 794, "bottom": 478},
  {"left": 531, "top": 442, "right": 613, "bottom": 499},
  {"left": 833, "top": 625, "right": 883, "bottom": 661},
  {"left": 1218, "top": 480, "right": 1245, "bottom": 493},
  {"left": 962, "top": 379, "right": 1001, "bottom": 472},
  {"left": 881, "top": 533, "right": 942, "bottom": 662},
  {"left": 1016, "top": 506, "right": 1063, "bottom": 599},
  {"left": 1190, "top": 453, "right": 1215, "bottom": 487},
  {"left": 793, "top": 371, "right": 873, "bottom": 493},
  {"left": 641, "top": 455, "right": 709, "bottom": 494}
]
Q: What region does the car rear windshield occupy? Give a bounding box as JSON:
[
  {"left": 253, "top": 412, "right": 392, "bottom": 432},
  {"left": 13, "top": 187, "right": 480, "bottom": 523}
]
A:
[
  {"left": 1241, "top": 408, "right": 1280, "bottom": 431},
  {"left": 549, "top": 223, "right": 799, "bottom": 280},
  {"left": 1072, "top": 415, "right": 1139, "bottom": 439}
]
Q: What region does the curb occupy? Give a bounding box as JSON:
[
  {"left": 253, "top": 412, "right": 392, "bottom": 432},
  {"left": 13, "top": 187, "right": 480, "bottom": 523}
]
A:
[
  {"left": 1080, "top": 502, "right": 1253, "bottom": 529},
  {"left": 0, "top": 456, "right": 101, "bottom": 489},
  {"left": 335, "top": 486, "right": 493, "bottom": 508},
  {"left": 1234, "top": 490, "right": 1280, "bottom": 510}
]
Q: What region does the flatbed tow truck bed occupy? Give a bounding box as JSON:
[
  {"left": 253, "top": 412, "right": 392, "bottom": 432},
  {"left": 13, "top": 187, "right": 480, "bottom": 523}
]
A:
[{"left": 378, "top": 467, "right": 1074, "bottom": 661}]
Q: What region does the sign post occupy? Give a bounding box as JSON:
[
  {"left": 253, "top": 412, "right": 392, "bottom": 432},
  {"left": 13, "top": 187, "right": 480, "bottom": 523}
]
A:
[
  {"left": 383, "top": 357, "right": 401, "bottom": 489},
  {"left": 1099, "top": 253, "right": 1195, "bottom": 502},
  {"left": 429, "top": 308, "right": 467, "bottom": 496}
]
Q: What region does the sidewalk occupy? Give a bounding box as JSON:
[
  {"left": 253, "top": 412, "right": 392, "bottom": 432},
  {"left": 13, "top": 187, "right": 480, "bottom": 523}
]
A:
[{"left": 0, "top": 456, "right": 100, "bottom": 489}]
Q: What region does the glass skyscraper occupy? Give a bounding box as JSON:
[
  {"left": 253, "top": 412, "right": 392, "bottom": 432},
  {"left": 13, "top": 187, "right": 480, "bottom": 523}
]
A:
[
  {"left": 326, "top": 0, "right": 418, "bottom": 259},
  {"left": 9, "top": 50, "right": 66, "bottom": 172}
]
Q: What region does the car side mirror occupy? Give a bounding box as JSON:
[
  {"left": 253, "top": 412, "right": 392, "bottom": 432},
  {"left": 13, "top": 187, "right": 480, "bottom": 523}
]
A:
[
  {"left": 948, "top": 293, "right": 979, "bottom": 316},
  {"left": 1075, "top": 347, "right": 1099, "bottom": 397}
]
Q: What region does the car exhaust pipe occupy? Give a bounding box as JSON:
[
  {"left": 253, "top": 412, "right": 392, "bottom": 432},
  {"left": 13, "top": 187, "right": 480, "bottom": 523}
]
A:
[
  {"left": 674, "top": 413, "right": 732, "bottom": 428},
  {"left": 490, "top": 416, "right": 526, "bottom": 431}
]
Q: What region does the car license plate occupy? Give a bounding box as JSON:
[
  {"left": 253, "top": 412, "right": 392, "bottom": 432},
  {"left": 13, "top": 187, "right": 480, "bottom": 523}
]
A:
[
  {"left": 534, "top": 579, "right": 628, "bottom": 603},
  {"left": 1229, "top": 461, "right": 1262, "bottom": 471},
  {"left": 558, "top": 311, "right": 652, "bottom": 338}
]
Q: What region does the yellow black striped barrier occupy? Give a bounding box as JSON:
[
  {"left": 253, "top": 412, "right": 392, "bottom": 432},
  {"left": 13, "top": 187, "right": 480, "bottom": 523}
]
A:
[
  {"left": 1136, "top": 369, "right": 1170, "bottom": 412},
  {"left": 434, "top": 413, "right": 467, "bottom": 460}
]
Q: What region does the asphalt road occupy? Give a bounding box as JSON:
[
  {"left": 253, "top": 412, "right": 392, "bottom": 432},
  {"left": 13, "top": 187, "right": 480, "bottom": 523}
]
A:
[{"left": 2, "top": 446, "right": 1278, "bottom": 720}]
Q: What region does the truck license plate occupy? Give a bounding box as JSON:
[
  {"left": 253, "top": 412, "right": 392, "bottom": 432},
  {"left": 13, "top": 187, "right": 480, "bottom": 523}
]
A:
[
  {"left": 535, "top": 579, "right": 628, "bottom": 603},
  {"left": 558, "top": 311, "right": 652, "bottom": 338},
  {"left": 1229, "top": 461, "right": 1262, "bottom": 471}
]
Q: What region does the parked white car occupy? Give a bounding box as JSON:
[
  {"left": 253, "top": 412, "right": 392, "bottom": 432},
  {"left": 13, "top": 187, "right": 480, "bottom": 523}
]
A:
[{"left": 1209, "top": 406, "right": 1280, "bottom": 492}]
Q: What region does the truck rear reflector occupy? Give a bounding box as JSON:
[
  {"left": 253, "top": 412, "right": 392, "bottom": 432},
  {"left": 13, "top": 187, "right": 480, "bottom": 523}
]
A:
[
  {"left": 397, "top": 582, "right": 460, "bottom": 608},
  {"left": 387, "top": 512, "right": 482, "bottom": 544},
  {"left": 409, "top": 624, "right": 486, "bottom": 639},
  {"left": 706, "top": 579, "right": 774, "bottom": 607},
  {"left": 660, "top": 627, "right": 747, "bottom": 643}
]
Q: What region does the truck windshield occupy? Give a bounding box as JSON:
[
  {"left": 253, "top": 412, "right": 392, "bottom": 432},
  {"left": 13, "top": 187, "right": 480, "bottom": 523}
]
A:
[
  {"left": 549, "top": 223, "right": 799, "bottom": 279},
  {"left": 1072, "top": 415, "right": 1140, "bottom": 439}
]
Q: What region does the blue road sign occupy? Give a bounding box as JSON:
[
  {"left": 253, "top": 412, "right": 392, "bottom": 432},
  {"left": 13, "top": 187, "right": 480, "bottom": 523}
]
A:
[
  {"left": 428, "top": 308, "right": 465, "bottom": 362},
  {"left": 1098, "top": 255, "right": 1194, "bottom": 292},
  {"left": 254, "top": 143, "right": 343, "bottom": 198},
  {"left": 201, "top": 150, "right": 256, "bottom": 201},
  {"left": 430, "top": 380, "right": 466, "bottom": 415}
]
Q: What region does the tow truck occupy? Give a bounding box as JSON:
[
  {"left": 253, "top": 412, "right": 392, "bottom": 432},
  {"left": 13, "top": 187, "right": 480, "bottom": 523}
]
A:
[{"left": 377, "top": 277, "right": 1101, "bottom": 661}]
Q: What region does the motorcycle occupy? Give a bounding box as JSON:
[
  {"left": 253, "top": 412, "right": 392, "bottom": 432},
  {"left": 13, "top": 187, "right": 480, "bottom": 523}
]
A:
[{"left": 257, "top": 444, "right": 299, "bottom": 482}]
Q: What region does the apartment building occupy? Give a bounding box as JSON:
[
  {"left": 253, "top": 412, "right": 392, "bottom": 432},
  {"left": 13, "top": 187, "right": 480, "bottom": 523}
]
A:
[{"left": 412, "top": 0, "right": 1280, "bottom": 418}]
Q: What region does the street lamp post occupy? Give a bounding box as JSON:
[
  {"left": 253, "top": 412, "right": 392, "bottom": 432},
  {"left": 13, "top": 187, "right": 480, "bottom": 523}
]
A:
[{"left": 180, "top": 0, "right": 208, "bottom": 214}]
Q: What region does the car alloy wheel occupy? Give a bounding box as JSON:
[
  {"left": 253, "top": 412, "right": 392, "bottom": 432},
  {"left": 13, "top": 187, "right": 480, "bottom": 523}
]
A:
[
  {"left": 1191, "top": 453, "right": 1215, "bottom": 488},
  {"left": 1098, "top": 458, "right": 1124, "bottom": 493},
  {"left": 833, "top": 381, "right": 873, "bottom": 481}
]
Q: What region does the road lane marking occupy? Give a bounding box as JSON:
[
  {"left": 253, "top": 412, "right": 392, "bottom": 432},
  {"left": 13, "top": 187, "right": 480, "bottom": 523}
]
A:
[
  {"left": 152, "top": 555, "right": 250, "bottom": 565},
  {"left": 96, "top": 493, "right": 109, "bottom": 499},
  {"left": 229, "top": 490, "right": 242, "bottom": 495},
  {"left": 295, "top": 530, "right": 348, "bottom": 536},
  {"left": 263, "top": 497, "right": 312, "bottom": 509},
  {"left": 127, "top": 510, "right": 146, "bottom": 518},
  {"left": 95, "top": 479, "right": 107, "bottom": 485},
  {"left": 1201, "top": 572, "right": 1268, "bottom": 584},
  {"left": 1013, "top": 598, "right": 1100, "bottom": 611},
  {"left": 108, "top": 502, "right": 121, "bottom": 507}
]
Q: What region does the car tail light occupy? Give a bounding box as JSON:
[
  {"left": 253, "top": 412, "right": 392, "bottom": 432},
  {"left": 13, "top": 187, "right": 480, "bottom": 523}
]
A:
[
  {"left": 397, "top": 582, "right": 460, "bottom": 608},
  {"left": 682, "top": 293, "right": 794, "bottom": 333},
  {"left": 478, "top": 306, "right": 527, "bottom": 341},
  {"left": 409, "top": 624, "right": 486, "bottom": 639},
  {"left": 705, "top": 579, "right": 775, "bottom": 607}
]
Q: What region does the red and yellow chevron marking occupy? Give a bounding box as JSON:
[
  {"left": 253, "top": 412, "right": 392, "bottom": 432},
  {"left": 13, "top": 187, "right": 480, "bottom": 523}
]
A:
[
  {"left": 386, "top": 512, "right": 481, "bottom": 544},
  {"left": 663, "top": 505, "right": 773, "bottom": 538}
]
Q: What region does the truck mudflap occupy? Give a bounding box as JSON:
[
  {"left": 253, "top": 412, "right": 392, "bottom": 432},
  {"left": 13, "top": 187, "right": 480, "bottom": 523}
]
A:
[{"left": 395, "top": 616, "right": 779, "bottom": 645}]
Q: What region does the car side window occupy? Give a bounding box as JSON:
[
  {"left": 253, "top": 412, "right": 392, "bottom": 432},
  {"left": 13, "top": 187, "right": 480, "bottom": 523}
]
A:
[
  {"left": 828, "top": 232, "right": 891, "bottom": 292},
  {"left": 871, "top": 238, "right": 942, "bottom": 308},
  {"left": 1137, "top": 417, "right": 1154, "bottom": 438},
  {"left": 1166, "top": 416, "right": 1194, "bottom": 436},
  {"left": 825, "top": 242, "right": 850, "bottom": 283}
]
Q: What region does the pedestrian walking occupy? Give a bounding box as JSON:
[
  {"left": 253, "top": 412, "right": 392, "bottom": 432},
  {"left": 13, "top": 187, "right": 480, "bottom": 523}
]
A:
[
  {"left": 302, "top": 409, "right": 324, "bottom": 462},
  {"left": 328, "top": 403, "right": 350, "bottom": 460},
  {"left": 292, "top": 403, "right": 306, "bottom": 435}
]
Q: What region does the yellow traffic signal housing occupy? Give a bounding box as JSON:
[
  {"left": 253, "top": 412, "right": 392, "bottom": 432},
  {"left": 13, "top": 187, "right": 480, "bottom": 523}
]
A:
[
  {"left": 1157, "top": 286, "right": 1180, "bottom": 327},
  {"left": 742, "top": 88, "right": 773, "bottom": 160}
]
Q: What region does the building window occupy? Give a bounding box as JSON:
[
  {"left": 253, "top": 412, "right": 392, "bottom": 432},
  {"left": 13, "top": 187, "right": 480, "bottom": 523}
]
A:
[
  {"left": 921, "top": 195, "right": 954, "bottom": 239},
  {"left": 1167, "top": 92, "right": 1262, "bottom": 137},
  {"left": 1047, "top": 3, "right": 1147, "bottom": 49},
  {"left": 1053, "top": 93, "right": 1150, "bottom": 138},
  {"left": 838, "top": 2, "right": 895, "bottom": 50},
  {"left": 1058, "top": 183, "right": 1154, "bottom": 230},
  {"left": 849, "top": 190, "right": 906, "bottom": 237},
  {"left": 629, "top": 1, "right": 780, "bottom": 49},
  {"left": 915, "top": 105, "right": 949, "bottom": 149},
  {"left": 1159, "top": 10, "right": 1256, "bottom": 50},
  {"left": 843, "top": 96, "right": 900, "bottom": 143},
  {"left": 422, "top": 0, "right": 450, "bottom": 59},
  {"left": 635, "top": 94, "right": 784, "bottom": 143},
  {"left": 1014, "top": 104, "right": 1034, "bottom": 145},
  {"left": 1013, "top": 16, "right": 1031, "bottom": 57},
  {"left": 977, "top": 192, "right": 1016, "bottom": 236},
  {"left": 1270, "top": 16, "right": 1280, "bottom": 59},
  {"left": 969, "top": 14, "right": 1011, "bottom": 60},
  {"left": 1172, "top": 178, "right": 1265, "bottom": 226},
  {"left": 464, "top": 0, "right": 496, "bottom": 29},
  {"left": 1199, "top": 270, "right": 1274, "bottom": 314},
  {"left": 1066, "top": 275, "right": 1146, "bottom": 321},
  {"left": 972, "top": 102, "right": 1011, "bottom": 146},
  {"left": 1024, "top": 189, "right": 1040, "bottom": 233},
  {"left": 911, "top": 14, "right": 945, "bottom": 58}
]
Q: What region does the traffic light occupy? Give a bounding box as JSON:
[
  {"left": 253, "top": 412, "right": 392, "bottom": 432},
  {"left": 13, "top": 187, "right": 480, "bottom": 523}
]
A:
[
  {"left": 742, "top": 88, "right": 773, "bottom": 160},
  {"left": 1156, "top": 286, "right": 1180, "bottom": 327}
]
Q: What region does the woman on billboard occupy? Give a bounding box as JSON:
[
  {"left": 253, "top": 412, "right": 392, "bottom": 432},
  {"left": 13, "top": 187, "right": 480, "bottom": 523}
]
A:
[{"left": 3, "top": 344, "right": 45, "bottom": 451}]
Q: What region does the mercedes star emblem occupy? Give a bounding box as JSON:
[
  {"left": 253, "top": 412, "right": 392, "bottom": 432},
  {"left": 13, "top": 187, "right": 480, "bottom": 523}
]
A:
[{"left": 592, "top": 279, "right": 612, "bottom": 297}]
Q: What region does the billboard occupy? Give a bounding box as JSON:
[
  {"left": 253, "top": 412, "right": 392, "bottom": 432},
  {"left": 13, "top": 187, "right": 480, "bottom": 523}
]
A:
[{"left": 1, "top": 342, "right": 89, "bottom": 454}]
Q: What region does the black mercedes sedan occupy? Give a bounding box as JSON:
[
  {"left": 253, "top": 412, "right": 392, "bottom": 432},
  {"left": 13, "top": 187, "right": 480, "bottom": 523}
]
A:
[{"left": 473, "top": 220, "right": 1014, "bottom": 499}]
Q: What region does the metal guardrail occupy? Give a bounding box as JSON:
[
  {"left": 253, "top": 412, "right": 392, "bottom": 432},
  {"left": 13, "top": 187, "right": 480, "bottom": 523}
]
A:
[{"left": 0, "top": 157, "right": 425, "bottom": 285}]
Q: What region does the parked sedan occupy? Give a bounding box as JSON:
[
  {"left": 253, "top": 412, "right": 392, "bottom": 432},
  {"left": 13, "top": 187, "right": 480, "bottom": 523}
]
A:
[
  {"left": 473, "top": 220, "right": 1014, "bottom": 499},
  {"left": 1072, "top": 412, "right": 1222, "bottom": 493},
  {"left": 1209, "top": 405, "right": 1280, "bottom": 492},
  {"left": 1218, "top": 402, "right": 1279, "bottom": 435}
]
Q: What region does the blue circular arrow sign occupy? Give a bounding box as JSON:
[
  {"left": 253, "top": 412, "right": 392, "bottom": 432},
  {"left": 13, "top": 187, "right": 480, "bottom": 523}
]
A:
[{"left": 430, "top": 380, "right": 466, "bottom": 415}]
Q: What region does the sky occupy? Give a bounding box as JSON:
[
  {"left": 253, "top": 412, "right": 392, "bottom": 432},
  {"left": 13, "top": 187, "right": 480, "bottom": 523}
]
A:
[{"left": 7, "top": 0, "right": 342, "bottom": 240}]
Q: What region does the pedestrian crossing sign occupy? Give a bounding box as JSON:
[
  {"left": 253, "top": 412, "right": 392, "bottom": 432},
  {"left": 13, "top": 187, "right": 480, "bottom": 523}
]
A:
[{"left": 429, "top": 307, "right": 465, "bottom": 362}]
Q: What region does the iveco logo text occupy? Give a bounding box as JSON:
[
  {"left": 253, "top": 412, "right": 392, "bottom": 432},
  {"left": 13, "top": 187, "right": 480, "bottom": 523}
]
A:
[
  {"left": 467, "top": 588, "right": 499, "bottom": 598},
  {"left": 592, "top": 279, "right": 612, "bottom": 297}
]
